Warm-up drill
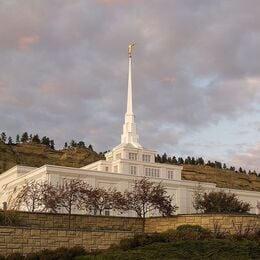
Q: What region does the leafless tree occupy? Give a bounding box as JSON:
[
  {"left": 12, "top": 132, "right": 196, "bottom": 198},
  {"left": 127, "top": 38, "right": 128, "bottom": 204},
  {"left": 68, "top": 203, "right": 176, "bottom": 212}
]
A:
[
  {"left": 40, "top": 182, "right": 60, "bottom": 213},
  {"left": 13, "top": 181, "right": 43, "bottom": 212},
  {"left": 55, "top": 179, "right": 84, "bottom": 228}
]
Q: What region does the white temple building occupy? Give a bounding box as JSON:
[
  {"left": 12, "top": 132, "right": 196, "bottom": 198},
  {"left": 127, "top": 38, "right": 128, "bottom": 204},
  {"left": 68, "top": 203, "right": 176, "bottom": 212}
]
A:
[{"left": 0, "top": 44, "right": 260, "bottom": 215}]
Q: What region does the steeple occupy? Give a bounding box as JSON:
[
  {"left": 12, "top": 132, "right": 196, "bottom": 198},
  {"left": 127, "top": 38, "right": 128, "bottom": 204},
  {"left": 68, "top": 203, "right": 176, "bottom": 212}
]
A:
[{"left": 120, "top": 44, "right": 142, "bottom": 148}]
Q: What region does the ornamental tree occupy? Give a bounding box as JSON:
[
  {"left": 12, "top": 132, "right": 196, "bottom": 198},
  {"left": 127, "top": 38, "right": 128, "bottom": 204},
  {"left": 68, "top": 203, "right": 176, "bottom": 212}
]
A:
[
  {"left": 124, "top": 178, "right": 178, "bottom": 232},
  {"left": 13, "top": 181, "right": 43, "bottom": 212},
  {"left": 80, "top": 186, "right": 124, "bottom": 216},
  {"left": 193, "top": 190, "right": 251, "bottom": 214},
  {"left": 56, "top": 179, "right": 84, "bottom": 228}
]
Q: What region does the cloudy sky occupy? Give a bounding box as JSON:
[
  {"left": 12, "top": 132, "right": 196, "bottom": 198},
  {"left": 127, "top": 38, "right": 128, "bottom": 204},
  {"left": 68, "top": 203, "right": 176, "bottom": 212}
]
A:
[{"left": 0, "top": 0, "right": 260, "bottom": 171}]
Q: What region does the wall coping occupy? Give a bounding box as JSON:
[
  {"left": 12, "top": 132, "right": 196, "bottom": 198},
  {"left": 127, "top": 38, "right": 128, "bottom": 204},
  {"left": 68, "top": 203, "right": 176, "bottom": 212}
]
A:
[
  {"left": 0, "top": 225, "right": 135, "bottom": 233},
  {"left": 147, "top": 214, "right": 259, "bottom": 219},
  {"left": 0, "top": 210, "right": 140, "bottom": 220}
]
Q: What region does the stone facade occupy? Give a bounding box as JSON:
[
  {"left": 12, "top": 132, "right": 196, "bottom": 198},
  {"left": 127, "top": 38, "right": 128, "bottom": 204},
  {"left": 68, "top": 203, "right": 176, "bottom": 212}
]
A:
[{"left": 145, "top": 214, "right": 260, "bottom": 234}]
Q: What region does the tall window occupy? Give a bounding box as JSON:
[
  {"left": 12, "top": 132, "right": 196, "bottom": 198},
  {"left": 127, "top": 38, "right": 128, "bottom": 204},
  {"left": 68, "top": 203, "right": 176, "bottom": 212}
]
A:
[
  {"left": 130, "top": 165, "right": 137, "bottom": 175},
  {"left": 113, "top": 165, "right": 118, "bottom": 173},
  {"left": 145, "top": 167, "right": 160, "bottom": 178},
  {"left": 142, "top": 154, "right": 151, "bottom": 162},
  {"left": 168, "top": 170, "right": 174, "bottom": 180},
  {"left": 129, "top": 152, "right": 137, "bottom": 161},
  {"left": 115, "top": 153, "right": 121, "bottom": 160}
]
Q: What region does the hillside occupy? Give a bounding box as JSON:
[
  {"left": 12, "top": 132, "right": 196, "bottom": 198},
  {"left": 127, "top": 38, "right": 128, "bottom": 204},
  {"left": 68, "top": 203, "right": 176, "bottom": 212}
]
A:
[
  {"left": 0, "top": 142, "right": 102, "bottom": 173},
  {"left": 0, "top": 142, "right": 259, "bottom": 192}
]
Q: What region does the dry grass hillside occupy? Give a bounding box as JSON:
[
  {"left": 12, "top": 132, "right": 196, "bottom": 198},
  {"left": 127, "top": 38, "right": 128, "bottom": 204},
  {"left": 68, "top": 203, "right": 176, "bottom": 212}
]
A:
[
  {"left": 0, "top": 142, "right": 259, "bottom": 192},
  {"left": 182, "top": 165, "right": 260, "bottom": 192},
  {"left": 0, "top": 142, "right": 102, "bottom": 173}
]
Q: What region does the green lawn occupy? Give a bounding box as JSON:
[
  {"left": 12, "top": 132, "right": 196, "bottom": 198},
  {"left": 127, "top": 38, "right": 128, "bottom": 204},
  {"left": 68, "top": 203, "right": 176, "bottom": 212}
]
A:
[{"left": 75, "top": 239, "right": 260, "bottom": 260}]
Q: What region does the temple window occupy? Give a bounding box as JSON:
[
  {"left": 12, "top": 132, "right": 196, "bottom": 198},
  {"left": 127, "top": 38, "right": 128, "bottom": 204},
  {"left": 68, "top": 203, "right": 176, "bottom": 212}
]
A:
[
  {"left": 130, "top": 165, "right": 137, "bottom": 175},
  {"left": 142, "top": 154, "right": 151, "bottom": 162},
  {"left": 145, "top": 167, "right": 160, "bottom": 178},
  {"left": 129, "top": 152, "right": 137, "bottom": 160},
  {"left": 168, "top": 170, "right": 174, "bottom": 180}
]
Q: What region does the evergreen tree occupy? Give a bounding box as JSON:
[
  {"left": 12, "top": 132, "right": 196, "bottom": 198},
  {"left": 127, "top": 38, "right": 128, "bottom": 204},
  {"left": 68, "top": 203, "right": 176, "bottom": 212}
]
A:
[
  {"left": 64, "top": 142, "right": 68, "bottom": 149},
  {"left": 50, "top": 140, "right": 55, "bottom": 149},
  {"left": 78, "top": 141, "right": 86, "bottom": 148},
  {"left": 16, "top": 134, "right": 20, "bottom": 144},
  {"left": 21, "top": 132, "right": 29, "bottom": 143},
  {"left": 41, "top": 136, "right": 50, "bottom": 146},
  {"left": 29, "top": 134, "right": 33, "bottom": 142},
  {"left": 70, "top": 140, "right": 77, "bottom": 147},
  {"left": 162, "top": 153, "right": 167, "bottom": 163},
  {"left": 8, "top": 136, "right": 12, "bottom": 145},
  {"left": 88, "top": 144, "right": 93, "bottom": 151},
  {"left": 177, "top": 157, "right": 184, "bottom": 164},
  {"left": 155, "top": 154, "right": 162, "bottom": 163},
  {"left": 172, "top": 156, "right": 177, "bottom": 164},
  {"left": 239, "top": 167, "right": 243, "bottom": 173},
  {"left": 191, "top": 157, "right": 196, "bottom": 165},
  {"left": 32, "top": 134, "right": 41, "bottom": 144},
  {"left": 0, "top": 132, "right": 7, "bottom": 143}
]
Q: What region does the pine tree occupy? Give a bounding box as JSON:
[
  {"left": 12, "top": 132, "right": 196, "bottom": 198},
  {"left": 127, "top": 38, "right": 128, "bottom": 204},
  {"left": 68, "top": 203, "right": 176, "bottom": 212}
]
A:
[
  {"left": 16, "top": 134, "right": 20, "bottom": 144},
  {"left": 21, "top": 132, "right": 29, "bottom": 143},
  {"left": 88, "top": 144, "right": 93, "bottom": 151},
  {"left": 50, "top": 140, "right": 55, "bottom": 149},
  {"left": 41, "top": 136, "right": 50, "bottom": 146},
  {"left": 32, "top": 134, "right": 41, "bottom": 144},
  {"left": 0, "top": 132, "right": 7, "bottom": 143},
  {"left": 8, "top": 136, "right": 12, "bottom": 145},
  {"left": 64, "top": 142, "right": 68, "bottom": 149}
]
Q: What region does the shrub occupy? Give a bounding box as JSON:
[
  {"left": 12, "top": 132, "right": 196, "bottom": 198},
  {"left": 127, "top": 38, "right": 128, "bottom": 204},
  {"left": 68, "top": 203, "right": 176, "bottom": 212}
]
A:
[
  {"left": 173, "top": 225, "right": 212, "bottom": 240},
  {"left": 6, "top": 253, "right": 25, "bottom": 260},
  {"left": 25, "top": 253, "right": 40, "bottom": 260},
  {"left": 193, "top": 191, "right": 251, "bottom": 214}
]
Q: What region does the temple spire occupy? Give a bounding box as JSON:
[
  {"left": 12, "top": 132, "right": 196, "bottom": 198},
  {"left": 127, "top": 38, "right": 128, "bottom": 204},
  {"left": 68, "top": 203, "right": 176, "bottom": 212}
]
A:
[
  {"left": 120, "top": 44, "right": 142, "bottom": 148},
  {"left": 127, "top": 44, "right": 134, "bottom": 114}
]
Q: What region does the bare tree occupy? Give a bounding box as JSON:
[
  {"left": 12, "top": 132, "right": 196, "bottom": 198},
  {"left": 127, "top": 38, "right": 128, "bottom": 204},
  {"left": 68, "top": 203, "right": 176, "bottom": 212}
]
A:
[
  {"left": 56, "top": 179, "right": 84, "bottom": 228},
  {"left": 13, "top": 181, "right": 43, "bottom": 212},
  {"left": 40, "top": 182, "right": 60, "bottom": 213},
  {"left": 124, "top": 178, "right": 178, "bottom": 232}
]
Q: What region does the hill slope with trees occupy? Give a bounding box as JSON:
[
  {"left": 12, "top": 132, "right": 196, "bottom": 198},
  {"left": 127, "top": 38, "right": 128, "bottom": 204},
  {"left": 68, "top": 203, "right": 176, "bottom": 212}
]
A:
[{"left": 0, "top": 131, "right": 259, "bottom": 192}]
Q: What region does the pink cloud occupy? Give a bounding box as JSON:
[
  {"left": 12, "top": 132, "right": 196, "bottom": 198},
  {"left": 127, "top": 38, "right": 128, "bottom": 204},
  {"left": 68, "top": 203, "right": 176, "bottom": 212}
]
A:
[
  {"left": 231, "top": 143, "right": 260, "bottom": 172},
  {"left": 99, "top": 0, "right": 136, "bottom": 5},
  {"left": 40, "top": 82, "right": 60, "bottom": 94},
  {"left": 18, "top": 35, "right": 40, "bottom": 50}
]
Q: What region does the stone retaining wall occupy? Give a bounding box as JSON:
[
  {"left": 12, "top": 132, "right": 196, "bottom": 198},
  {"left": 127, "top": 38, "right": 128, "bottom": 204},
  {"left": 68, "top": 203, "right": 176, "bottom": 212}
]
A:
[
  {"left": 0, "top": 226, "right": 134, "bottom": 256},
  {"left": 145, "top": 214, "right": 260, "bottom": 234},
  {"left": 10, "top": 211, "right": 143, "bottom": 232},
  {"left": 0, "top": 212, "right": 259, "bottom": 256}
]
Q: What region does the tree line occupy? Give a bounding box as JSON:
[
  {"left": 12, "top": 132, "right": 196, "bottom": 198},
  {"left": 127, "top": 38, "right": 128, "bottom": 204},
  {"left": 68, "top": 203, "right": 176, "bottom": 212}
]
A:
[
  {"left": 0, "top": 131, "right": 96, "bottom": 153},
  {"left": 8, "top": 178, "right": 177, "bottom": 230},
  {"left": 155, "top": 153, "right": 259, "bottom": 176},
  {"left": 0, "top": 131, "right": 55, "bottom": 149}
]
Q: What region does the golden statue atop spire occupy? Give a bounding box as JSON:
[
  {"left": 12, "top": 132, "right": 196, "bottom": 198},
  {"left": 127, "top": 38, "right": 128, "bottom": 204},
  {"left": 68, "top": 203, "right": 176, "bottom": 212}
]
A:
[{"left": 128, "top": 43, "right": 135, "bottom": 58}]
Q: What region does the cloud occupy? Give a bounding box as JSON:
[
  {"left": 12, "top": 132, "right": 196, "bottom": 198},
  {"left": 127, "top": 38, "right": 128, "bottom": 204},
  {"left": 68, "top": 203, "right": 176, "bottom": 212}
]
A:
[
  {"left": 18, "top": 35, "right": 40, "bottom": 50},
  {"left": 231, "top": 143, "right": 260, "bottom": 172},
  {"left": 0, "top": 0, "right": 259, "bottom": 171}
]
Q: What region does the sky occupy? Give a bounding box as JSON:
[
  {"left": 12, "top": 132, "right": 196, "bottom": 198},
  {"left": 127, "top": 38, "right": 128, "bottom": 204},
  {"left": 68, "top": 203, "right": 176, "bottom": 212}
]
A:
[{"left": 0, "top": 0, "right": 260, "bottom": 172}]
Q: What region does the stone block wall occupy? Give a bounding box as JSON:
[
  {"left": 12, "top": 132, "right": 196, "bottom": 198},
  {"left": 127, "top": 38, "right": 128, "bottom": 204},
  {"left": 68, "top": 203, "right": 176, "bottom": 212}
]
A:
[
  {"left": 0, "top": 212, "right": 259, "bottom": 256},
  {"left": 0, "top": 226, "right": 134, "bottom": 256},
  {"left": 145, "top": 214, "right": 260, "bottom": 234},
  {"left": 13, "top": 211, "right": 143, "bottom": 232}
]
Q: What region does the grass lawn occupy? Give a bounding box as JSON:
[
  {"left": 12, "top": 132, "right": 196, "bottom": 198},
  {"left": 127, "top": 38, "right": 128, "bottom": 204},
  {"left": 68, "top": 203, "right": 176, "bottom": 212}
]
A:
[{"left": 75, "top": 239, "right": 260, "bottom": 260}]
